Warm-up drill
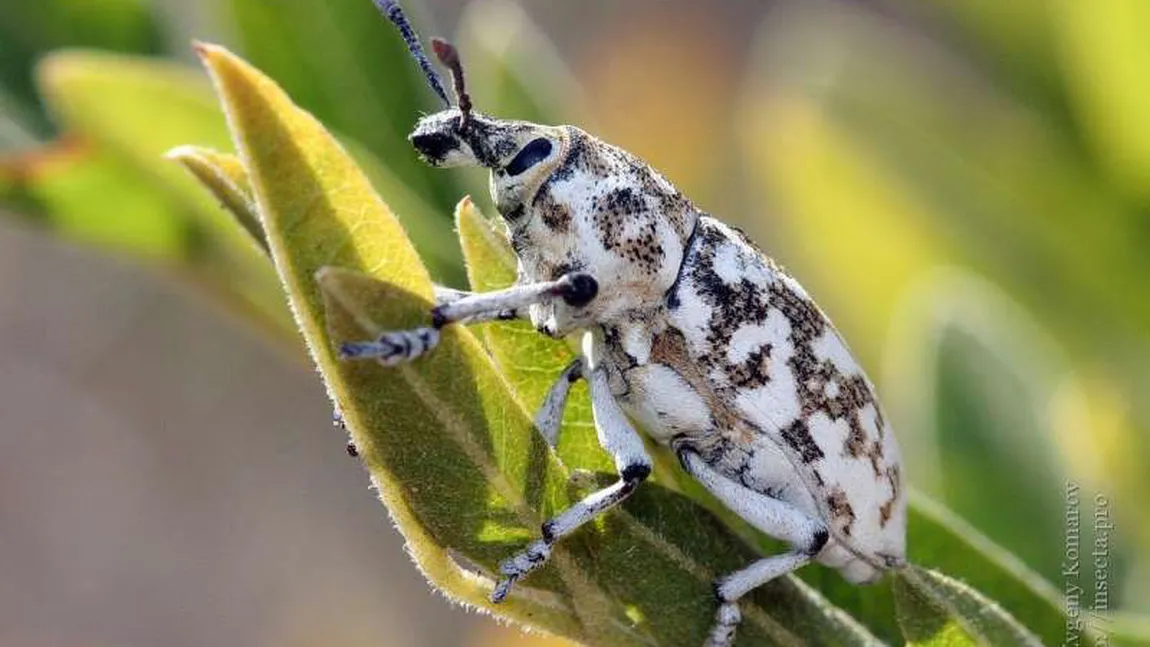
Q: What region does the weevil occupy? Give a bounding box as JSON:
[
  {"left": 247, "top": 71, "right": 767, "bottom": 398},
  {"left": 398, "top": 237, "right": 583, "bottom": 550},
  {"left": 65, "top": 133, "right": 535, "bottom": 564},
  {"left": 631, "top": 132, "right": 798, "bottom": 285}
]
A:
[{"left": 342, "top": 2, "right": 907, "bottom": 645}]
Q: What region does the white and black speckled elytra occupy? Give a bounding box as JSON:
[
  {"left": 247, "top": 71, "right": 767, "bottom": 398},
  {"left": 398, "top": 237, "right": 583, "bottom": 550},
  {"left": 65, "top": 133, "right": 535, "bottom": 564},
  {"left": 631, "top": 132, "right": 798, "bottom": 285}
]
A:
[{"left": 343, "top": 4, "right": 907, "bottom": 646}]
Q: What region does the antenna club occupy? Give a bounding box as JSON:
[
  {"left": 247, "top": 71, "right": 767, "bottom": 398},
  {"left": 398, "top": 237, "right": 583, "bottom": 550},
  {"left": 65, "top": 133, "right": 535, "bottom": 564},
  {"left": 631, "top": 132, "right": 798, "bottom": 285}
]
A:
[
  {"left": 430, "top": 38, "right": 473, "bottom": 131},
  {"left": 431, "top": 38, "right": 458, "bottom": 66}
]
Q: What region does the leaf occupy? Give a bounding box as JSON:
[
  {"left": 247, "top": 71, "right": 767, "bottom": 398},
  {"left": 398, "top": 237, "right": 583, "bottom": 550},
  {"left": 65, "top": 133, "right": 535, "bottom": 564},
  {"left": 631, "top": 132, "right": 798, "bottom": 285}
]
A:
[
  {"left": 747, "top": 4, "right": 1150, "bottom": 374},
  {"left": 166, "top": 145, "right": 265, "bottom": 253},
  {"left": 905, "top": 494, "right": 1077, "bottom": 646},
  {"left": 197, "top": 41, "right": 884, "bottom": 646},
  {"left": 894, "top": 566, "right": 1043, "bottom": 647},
  {"left": 0, "top": 0, "right": 161, "bottom": 139},
  {"left": 884, "top": 0, "right": 1066, "bottom": 113},
  {"left": 1, "top": 137, "right": 189, "bottom": 260},
  {"left": 893, "top": 572, "right": 979, "bottom": 646}
]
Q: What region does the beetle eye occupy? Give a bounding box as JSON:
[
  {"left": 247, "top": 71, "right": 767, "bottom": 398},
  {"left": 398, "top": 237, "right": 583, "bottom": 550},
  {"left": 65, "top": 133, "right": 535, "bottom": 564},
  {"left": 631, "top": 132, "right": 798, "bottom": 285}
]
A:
[{"left": 505, "top": 138, "right": 552, "bottom": 176}]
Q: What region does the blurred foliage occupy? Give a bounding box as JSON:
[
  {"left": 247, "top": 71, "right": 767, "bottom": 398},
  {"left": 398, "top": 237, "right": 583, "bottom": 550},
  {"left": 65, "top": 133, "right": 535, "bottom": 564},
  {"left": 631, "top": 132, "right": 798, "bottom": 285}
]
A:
[{"left": 1, "top": 0, "right": 1149, "bottom": 644}]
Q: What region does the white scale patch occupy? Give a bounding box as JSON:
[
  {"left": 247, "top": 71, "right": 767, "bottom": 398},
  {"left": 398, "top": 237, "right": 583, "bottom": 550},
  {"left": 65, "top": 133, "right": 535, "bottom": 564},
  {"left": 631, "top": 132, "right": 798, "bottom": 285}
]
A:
[{"left": 726, "top": 309, "right": 790, "bottom": 367}]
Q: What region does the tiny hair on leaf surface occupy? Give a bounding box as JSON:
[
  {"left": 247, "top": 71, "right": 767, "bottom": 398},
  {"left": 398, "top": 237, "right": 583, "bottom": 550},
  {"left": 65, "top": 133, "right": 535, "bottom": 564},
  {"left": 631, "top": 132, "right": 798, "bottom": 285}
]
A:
[{"left": 180, "top": 39, "right": 1106, "bottom": 647}]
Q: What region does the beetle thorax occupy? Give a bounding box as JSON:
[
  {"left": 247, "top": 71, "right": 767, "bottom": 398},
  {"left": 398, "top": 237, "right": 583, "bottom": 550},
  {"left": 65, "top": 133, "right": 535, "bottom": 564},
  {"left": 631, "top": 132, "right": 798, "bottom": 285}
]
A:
[{"left": 494, "top": 127, "right": 701, "bottom": 336}]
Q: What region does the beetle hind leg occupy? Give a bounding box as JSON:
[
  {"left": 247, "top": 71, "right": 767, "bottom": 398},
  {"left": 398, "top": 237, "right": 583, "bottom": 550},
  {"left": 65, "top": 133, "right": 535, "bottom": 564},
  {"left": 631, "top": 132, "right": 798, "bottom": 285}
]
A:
[
  {"left": 678, "top": 449, "right": 829, "bottom": 647},
  {"left": 705, "top": 548, "right": 822, "bottom": 647}
]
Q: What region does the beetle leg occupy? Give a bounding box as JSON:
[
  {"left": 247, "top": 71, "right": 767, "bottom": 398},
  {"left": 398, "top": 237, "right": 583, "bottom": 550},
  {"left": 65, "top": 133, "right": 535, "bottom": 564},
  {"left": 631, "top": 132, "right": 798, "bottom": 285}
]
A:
[
  {"left": 533, "top": 358, "right": 584, "bottom": 448},
  {"left": 491, "top": 364, "right": 649, "bottom": 603},
  {"left": 679, "top": 450, "right": 829, "bottom": 647}
]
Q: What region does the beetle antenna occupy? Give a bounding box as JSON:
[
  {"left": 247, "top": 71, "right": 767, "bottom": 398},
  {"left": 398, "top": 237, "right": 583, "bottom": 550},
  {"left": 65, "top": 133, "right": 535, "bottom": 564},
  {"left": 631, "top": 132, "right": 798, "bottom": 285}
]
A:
[
  {"left": 371, "top": 0, "right": 452, "bottom": 108},
  {"left": 431, "top": 38, "right": 473, "bottom": 131}
]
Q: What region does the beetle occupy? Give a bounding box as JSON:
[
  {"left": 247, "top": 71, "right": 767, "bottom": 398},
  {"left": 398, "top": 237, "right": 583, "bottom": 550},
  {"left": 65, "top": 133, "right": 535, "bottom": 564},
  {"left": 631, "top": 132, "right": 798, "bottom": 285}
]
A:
[{"left": 340, "top": 2, "right": 907, "bottom": 645}]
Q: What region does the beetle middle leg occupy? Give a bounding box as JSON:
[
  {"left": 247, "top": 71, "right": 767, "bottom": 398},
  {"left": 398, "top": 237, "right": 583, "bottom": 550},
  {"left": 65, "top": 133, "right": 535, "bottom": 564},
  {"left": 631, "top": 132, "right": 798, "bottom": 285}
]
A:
[
  {"left": 337, "top": 272, "right": 597, "bottom": 365},
  {"left": 532, "top": 357, "right": 584, "bottom": 447},
  {"left": 679, "top": 450, "right": 829, "bottom": 647},
  {"left": 491, "top": 363, "right": 650, "bottom": 603}
]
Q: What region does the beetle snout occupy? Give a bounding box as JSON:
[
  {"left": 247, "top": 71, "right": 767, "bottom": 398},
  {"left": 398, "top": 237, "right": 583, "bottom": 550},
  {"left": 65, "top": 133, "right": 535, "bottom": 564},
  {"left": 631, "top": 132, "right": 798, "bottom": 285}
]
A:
[{"left": 410, "top": 131, "right": 458, "bottom": 165}]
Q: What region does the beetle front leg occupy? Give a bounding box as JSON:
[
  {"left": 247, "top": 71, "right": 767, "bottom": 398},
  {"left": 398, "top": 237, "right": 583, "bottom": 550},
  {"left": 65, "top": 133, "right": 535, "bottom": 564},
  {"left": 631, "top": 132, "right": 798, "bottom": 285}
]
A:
[
  {"left": 491, "top": 363, "right": 650, "bottom": 603},
  {"left": 337, "top": 273, "right": 598, "bottom": 365}
]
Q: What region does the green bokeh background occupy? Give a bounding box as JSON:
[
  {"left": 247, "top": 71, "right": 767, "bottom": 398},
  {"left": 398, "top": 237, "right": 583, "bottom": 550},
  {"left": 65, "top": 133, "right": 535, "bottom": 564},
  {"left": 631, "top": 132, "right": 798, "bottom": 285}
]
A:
[{"left": 1, "top": 0, "right": 1147, "bottom": 645}]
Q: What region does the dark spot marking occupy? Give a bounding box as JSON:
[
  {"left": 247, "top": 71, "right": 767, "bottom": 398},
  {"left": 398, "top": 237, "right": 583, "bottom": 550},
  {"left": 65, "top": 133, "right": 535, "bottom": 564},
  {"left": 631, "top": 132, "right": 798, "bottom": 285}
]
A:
[
  {"left": 826, "top": 487, "right": 856, "bottom": 536},
  {"left": 726, "top": 343, "right": 773, "bottom": 389},
  {"left": 808, "top": 528, "right": 830, "bottom": 554},
  {"left": 780, "top": 419, "right": 824, "bottom": 463}
]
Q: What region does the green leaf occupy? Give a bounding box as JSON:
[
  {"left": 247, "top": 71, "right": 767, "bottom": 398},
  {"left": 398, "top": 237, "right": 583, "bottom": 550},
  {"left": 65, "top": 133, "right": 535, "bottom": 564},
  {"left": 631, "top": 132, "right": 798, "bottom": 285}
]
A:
[
  {"left": 906, "top": 494, "right": 1076, "bottom": 646},
  {"left": 1, "top": 139, "right": 189, "bottom": 260},
  {"left": 35, "top": 50, "right": 461, "bottom": 277},
  {"left": 883, "top": 0, "right": 1066, "bottom": 115},
  {"left": 196, "top": 40, "right": 885, "bottom": 646},
  {"left": 895, "top": 566, "right": 1043, "bottom": 647},
  {"left": 893, "top": 571, "right": 978, "bottom": 646},
  {"left": 748, "top": 3, "right": 1150, "bottom": 372},
  {"left": 166, "top": 145, "right": 265, "bottom": 254}
]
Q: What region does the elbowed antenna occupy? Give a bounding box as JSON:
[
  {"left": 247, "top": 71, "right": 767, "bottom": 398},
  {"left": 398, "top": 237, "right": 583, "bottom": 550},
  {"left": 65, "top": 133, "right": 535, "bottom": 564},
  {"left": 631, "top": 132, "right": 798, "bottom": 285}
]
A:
[
  {"left": 371, "top": 0, "right": 452, "bottom": 108},
  {"left": 431, "top": 38, "right": 473, "bottom": 131}
]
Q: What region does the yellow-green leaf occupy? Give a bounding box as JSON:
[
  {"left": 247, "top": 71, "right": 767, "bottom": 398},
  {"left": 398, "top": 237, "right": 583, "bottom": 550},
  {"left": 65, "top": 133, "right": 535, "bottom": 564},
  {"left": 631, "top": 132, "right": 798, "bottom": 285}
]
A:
[
  {"left": 165, "top": 145, "right": 264, "bottom": 253},
  {"left": 196, "top": 41, "right": 884, "bottom": 646}
]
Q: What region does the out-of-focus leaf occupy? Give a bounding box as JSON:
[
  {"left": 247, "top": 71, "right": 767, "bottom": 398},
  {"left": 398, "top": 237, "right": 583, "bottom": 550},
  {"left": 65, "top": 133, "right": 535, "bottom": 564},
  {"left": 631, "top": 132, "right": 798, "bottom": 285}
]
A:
[
  {"left": 26, "top": 50, "right": 460, "bottom": 281},
  {"left": 881, "top": 272, "right": 1069, "bottom": 585},
  {"left": 1, "top": 138, "right": 186, "bottom": 260},
  {"left": 197, "top": 40, "right": 889, "bottom": 646},
  {"left": 0, "top": 85, "right": 41, "bottom": 149},
  {"left": 0, "top": 137, "right": 296, "bottom": 343},
  {"left": 166, "top": 145, "right": 265, "bottom": 253},
  {"left": 0, "top": 0, "right": 161, "bottom": 139},
  {"left": 1053, "top": 0, "right": 1150, "bottom": 202}
]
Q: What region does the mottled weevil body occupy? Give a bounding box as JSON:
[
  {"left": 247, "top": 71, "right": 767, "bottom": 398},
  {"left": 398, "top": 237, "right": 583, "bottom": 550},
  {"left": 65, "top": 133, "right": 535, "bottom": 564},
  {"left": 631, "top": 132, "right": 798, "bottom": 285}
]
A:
[{"left": 343, "top": 3, "right": 907, "bottom": 645}]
